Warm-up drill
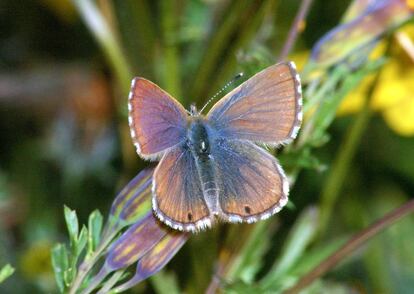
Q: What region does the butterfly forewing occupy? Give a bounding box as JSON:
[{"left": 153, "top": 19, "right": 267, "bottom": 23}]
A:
[
  {"left": 212, "top": 139, "right": 288, "bottom": 222},
  {"left": 153, "top": 146, "right": 212, "bottom": 232},
  {"left": 128, "top": 78, "right": 188, "bottom": 159},
  {"left": 207, "top": 62, "right": 302, "bottom": 145}
]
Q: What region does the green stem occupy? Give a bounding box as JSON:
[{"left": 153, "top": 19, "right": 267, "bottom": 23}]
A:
[
  {"left": 208, "top": 0, "right": 277, "bottom": 98},
  {"left": 297, "top": 65, "right": 348, "bottom": 150},
  {"left": 318, "top": 107, "right": 372, "bottom": 235},
  {"left": 72, "top": 0, "right": 132, "bottom": 96},
  {"left": 302, "top": 66, "right": 346, "bottom": 114},
  {"left": 317, "top": 69, "right": 381, "bottom": 237},
  {"left": 97, "top": 270, "right": 124, "bottom": 294},
  {"left": 68, "top": 229, "right": 118, "bottom": 294},
  {"left": 190, "top": 0, "right": 251, "bottom": 100},
  {"left": 277, "top": 0, "right": 314, "bottom": 62},
  {"left": 160, "top": 0, "right": 182, "bottom": 99},
  {"left": 206, "top": 222, "right": 268, "bottom": 294},
  {"left": 114, "top": 0, "right": 156, "bottom": 78}
]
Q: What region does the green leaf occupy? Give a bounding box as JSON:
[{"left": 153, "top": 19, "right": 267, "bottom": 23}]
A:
[
  {"left": 51, "top": 244, "right": 69, "bottom": 292},
  {"left": 208, "top": 0, "right": 277, "bottom": 99},
  {"left": 289, "top": 237, "right": 347, "bottom": 277},
  {"left": 99, "top": 270, "right": 127, "bottom": 294},
  {"left": 0, "top": 264, "right": 14, "bottom": 284},
  {"left": 261, "top": 207, "right": 319, "bottom": 288},
  {"left": 224, "top": 281, "right": 262, "bottom": 294},
  {"left": 189, "top": 0, "right": 252, "bottom": 100},
  {"left": 150, "top": 270, "right": 181, "bottom": 294},
  {"left": 264, "top": 237, "right": 348, "bottom": 292},
  {"left": 303, "top": 279, "right": 354, "bottom": 294},
  {"left": 88, "top": 210, "right": 103, "bottom": 254},
  {"left": 308, "top": 58, "right": 385, "bottom": 147},
  {"left": 64, "top": 268, "right": 75, "bottom": 290},
  {"left": 159, "top": 0, "right": 182, "bottom": 99},
  {"left": 280, "top": 147, "right": 327, "bottom": 172},
  {"left": 77, "top": 225, "right": 88, "bottom": 257},
  {"left": 228, "top": 220, "right": 274, "bottom": 283},
  {"left": 64, "top": 206, "right": 79, "bottom": 247},
  {"left": 362, "top": 190, "right": 414, "bottom": 293}
]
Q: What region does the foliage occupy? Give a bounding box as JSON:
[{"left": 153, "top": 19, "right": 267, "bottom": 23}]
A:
[
  {"left": 1, "top": 0, "right": 414, "bottom": 293},
  {"left": 0, "top": 264, "right": 15, "bottom": 284}
]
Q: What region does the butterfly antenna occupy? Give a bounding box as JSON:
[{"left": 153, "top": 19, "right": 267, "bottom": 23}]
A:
[{"left": 199, "top": 72, "right": 244, "bottom": 114}]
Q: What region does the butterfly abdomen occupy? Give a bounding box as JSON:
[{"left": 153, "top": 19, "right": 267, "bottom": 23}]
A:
[{"left": 187, "top": 119, "right": 220, "bottom": 215}]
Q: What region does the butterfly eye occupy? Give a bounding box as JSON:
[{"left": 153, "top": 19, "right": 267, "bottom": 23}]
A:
[{"left": 200, "top": 141, "right": 208, "bottom": 153}]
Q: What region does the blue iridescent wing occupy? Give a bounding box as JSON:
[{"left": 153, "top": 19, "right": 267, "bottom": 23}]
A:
[{"left": 207, "top": 62, "right": 302, "bottom": 145}]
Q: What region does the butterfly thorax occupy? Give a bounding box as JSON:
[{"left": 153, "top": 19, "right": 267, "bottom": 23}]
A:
[{"left": 187, "top": 118, "right": 211, "bottom": 159}]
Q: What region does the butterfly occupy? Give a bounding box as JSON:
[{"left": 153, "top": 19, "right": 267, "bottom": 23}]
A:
[{"left": 128, "top": 62, "right": 302, "bottom": 232}]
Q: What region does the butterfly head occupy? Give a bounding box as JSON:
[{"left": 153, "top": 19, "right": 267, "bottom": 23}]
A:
[{"left": 190, "top": 104, "right": 200, "bottom": 116}]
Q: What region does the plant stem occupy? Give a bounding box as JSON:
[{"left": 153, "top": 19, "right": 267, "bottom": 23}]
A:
[
  {"left": 71, "top": 0, "right": 132, "bottom": 96},
  {"left": 114, "top": 0, "right": 156, "bottom": 78},
  {"left": 190, "top": 0, "right": 251, "bottom": 100},
  {"left": 317, "top": 65, "right": 382, "bottom": 237},
  {"left": 97, "top": 270, "right": 124, "bottom": 294},
  {"left": 317, "top": 101, "right": 372, "bottom": 236},
  {"left": 206, "top": 223, "right": 260, "bottom": 294},
  {"left": 297, "top": 64, "right": 349, "bottom": 148},
  {"left": 160, "top": 0, "right": 182, "bottom": 99},
  {"left": 209, "top": 0, "right": 276, "bottom": 98},
  {"left": 284, "top": 198, "right": 414, "bottom": 294},
  {"left": 277, "top": 0, "right": 314, "bottom": 62},
  {"left": 69, "top": 229, "right": 117, "bottom": 294}
]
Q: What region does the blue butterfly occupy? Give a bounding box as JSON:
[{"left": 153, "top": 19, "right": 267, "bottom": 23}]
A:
[{"left": 128, "top": 62, "right": 302, "bottom": 232}]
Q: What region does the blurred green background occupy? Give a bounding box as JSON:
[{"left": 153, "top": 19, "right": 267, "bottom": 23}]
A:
[{"left": 1, "top": 0, "right": 414, "bottom": 293}]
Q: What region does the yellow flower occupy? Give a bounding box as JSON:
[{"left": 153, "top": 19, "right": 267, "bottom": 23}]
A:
[
  {"left": 20, "top": 241, "right": 54, "bottom": 283},
  {"left": 38, "top": 0, "right": 76, "bottom": 23},
  {"left": 337, "top": 25, "right": 414, "bottom": 136}
]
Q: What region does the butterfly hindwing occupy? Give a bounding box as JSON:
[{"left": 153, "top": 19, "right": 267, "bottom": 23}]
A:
[
  {"left": 207, "top": 62, "right": 302, "bottom": 146},
  {"left": 128, "top": 78, "right": 188, "bottom": 159},
  {"left": 212, "top": 139, "right": 288, "bottom": 222},
  {"left": 152, "top": 145, "right": 213, "bottom": 232}
]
